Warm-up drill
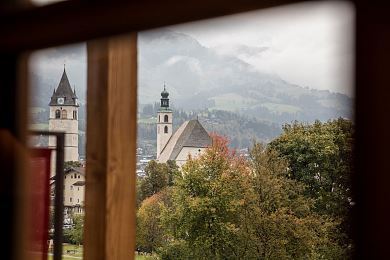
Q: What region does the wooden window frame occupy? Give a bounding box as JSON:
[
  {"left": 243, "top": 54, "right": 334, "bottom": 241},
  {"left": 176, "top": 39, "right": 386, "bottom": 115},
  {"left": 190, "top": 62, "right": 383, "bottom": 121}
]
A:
[{"left": 1, "top": 0, "right": 390, "bottom": 259}]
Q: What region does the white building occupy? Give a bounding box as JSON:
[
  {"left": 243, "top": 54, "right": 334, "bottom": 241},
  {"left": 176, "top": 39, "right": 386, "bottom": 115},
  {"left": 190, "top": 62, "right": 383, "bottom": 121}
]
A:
[
  {"left": 156, "top": 86, "right": 212, "bottom": 167},
  {"left": 63, "top": 167, "right": 85, "bottom": 215}
]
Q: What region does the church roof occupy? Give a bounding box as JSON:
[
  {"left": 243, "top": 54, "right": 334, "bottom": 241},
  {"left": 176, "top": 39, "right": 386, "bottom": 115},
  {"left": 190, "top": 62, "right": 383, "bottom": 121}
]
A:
[
  {"left": 159, "top": 119, "right": 212, "bottom": 161},
  {"left": 49, "top": 68, "right": 78, "bottom": 106}
]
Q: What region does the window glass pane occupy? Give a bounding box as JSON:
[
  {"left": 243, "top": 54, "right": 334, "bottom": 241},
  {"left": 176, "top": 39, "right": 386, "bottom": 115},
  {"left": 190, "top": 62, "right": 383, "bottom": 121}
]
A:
[
  {"left": 28, "top": 42, "right": 86, "bottom": 259},
  {"left": 136, "top": 1, "right": 355, "bottom": 259}
]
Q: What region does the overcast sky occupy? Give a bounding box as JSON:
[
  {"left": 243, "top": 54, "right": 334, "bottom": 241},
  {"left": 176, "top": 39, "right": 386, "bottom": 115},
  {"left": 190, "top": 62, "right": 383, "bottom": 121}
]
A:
[
  {"left": 30, "top": 1, "right": 354, "bottom": 98},
  {"left": 168, "top": 1, "right": 354, "bottom": 96}
]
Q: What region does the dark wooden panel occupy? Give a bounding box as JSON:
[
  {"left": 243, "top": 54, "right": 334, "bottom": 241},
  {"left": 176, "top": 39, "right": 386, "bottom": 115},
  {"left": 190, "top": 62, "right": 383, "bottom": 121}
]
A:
[
  {"left": 0, "top": 0, "right": 299, "bottom": 51},
  {"left": 354, "top": 2, "right": 390, "bottom": 259},
  {"left": 0, "top": 52, "right": 29, "bottom": 260}
]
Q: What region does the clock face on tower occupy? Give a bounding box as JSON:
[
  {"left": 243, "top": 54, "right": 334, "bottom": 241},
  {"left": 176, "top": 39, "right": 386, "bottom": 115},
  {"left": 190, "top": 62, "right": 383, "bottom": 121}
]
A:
[{"left": 57, "top": 97, "right": 64, "bottom": 104}]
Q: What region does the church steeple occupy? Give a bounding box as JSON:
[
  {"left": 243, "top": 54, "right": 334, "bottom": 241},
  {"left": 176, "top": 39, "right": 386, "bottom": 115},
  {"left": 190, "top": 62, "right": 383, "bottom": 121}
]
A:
[
  {"left": 48, "top": 66, "right": 79, "bottom": 164},
  {"left": 160, "top": 83, "right": 170, "bottom": 109},
  {"left": 157, "top": 84, "right": 173, "bottom": 158},
  {"left": 49, "top": 68, "right": 78, "bottom": 106}
]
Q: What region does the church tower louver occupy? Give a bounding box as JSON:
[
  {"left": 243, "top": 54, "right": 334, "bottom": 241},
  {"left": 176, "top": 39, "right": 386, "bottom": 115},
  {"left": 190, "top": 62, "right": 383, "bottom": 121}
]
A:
[
  {"left": 156, "top": 84, "right": 173, "bottom": 158},
  {"left": 48, "top": 67, "right": 79, "bottom": 163}
]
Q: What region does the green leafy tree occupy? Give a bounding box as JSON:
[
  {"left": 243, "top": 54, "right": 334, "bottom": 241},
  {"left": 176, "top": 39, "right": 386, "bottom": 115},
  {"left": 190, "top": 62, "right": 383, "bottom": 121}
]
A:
[
  {"left": 160, "top": 135, "right": 342, "bottom": 259},
  {"left": 138, "top": 160, "right": 169, "bottom": 204},
  {"left": 64, "top": 161, "right": 82, "bottom": 171},
  {"left": 268, "top": 118, "right": 354, "bottom": 253},
  {"left": 247, "top": 142, "right": 344, "bottom": 259},
  {"left": 137, "top": 160, "right": 179, "bottom": 207},
  {"left": 136, "top": 188, "right": 172, "bottom": 253},
  {"left": 166, "top": 160, "right": 180, "bottom": 186},
  {"left": 64, "top": 215, "right": 84, "bottom": 245}
]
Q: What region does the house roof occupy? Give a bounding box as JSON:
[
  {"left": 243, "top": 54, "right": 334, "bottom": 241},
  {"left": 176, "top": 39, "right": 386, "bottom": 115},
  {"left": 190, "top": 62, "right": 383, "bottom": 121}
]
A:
[
  {"left": 158, "top": 119, "right": 212, "bottom": 162},
  {"left": 50, "top": 167, "right": 85, "bottom": 183},
  {"left": 49, "top": 68, "right": 78, "bottom": 106}
]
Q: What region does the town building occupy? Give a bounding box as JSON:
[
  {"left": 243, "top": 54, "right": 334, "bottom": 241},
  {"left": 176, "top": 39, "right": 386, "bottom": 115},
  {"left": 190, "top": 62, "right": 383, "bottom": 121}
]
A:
[
  {"left": 156, "top": 86, "right": 212, "bottom": 167},
  {"left": 63, "top": 167, "right": 85, "bottom": 215}
]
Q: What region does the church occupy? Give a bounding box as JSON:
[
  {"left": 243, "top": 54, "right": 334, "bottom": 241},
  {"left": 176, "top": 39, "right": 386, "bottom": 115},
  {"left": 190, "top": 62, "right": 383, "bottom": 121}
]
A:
[
  {"left": 49, "top": 67, "right": 85, "bottom": 215},
  {"left": 156, "top": 86, "right": 212, "bottom": 167}
]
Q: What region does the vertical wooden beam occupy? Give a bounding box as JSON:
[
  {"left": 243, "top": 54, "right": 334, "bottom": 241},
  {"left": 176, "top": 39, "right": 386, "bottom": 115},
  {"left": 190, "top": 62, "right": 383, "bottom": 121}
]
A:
[
  {"left": 84, "top": 33, "right": 137, "bottom": 260},
  {"left": 0, "top": 52, "right": 29, "bottom": 260},
  {"left": 355, "top": 2, "right": 390, "bottom": 258}
]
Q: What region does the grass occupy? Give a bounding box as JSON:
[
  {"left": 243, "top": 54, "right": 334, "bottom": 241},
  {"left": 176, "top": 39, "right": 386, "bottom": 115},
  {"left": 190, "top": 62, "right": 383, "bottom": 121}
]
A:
[
  {"left": 262, "top": 102, "right": 301, "bottom": 114},
  {"left": 47, "top": 244, "right": 155, "bottom": 260},
  {"left": 210, "top": 93, "right": 258, "bottom": 111},
  {"left": 47, "top": 244, "right": 83, "bottom": 259}
]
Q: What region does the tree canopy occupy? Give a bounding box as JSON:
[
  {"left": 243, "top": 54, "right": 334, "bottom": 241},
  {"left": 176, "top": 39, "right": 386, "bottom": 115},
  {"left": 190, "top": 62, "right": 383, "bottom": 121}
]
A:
[
  {"left": 137, "top": 134, "right": 348, "bottom": 259},
  {"left": 268, "top": 118, "right": 354, "bottom": 255}
]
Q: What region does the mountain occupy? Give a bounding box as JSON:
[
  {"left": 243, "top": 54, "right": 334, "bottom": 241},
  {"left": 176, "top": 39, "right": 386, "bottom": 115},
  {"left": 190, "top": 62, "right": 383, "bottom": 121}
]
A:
[
  {"left": 30, "top": 29, "right": 353, "bottom": 150},
  {"left": 138, "top": 29, "right": 353, "bottom": 124}
]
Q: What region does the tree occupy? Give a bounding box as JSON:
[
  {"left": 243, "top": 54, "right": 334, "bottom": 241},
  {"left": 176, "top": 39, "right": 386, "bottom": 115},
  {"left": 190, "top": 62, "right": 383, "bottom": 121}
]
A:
[
  {"left": 247, "top": 143, "right": 344, "bottom": 259},
  {"left": 268, "top": 118, "right": 354, "bottom": 254},
  {"left": 64, "top": 215, "right": 84, "bottom": 245},
  {"left": 138, "top": 160, "right": 169, "bottom": 205},
  {"left": 64, "top": 161, "right": 82, "bottom": 171},
  {"left": 166, "top": 160, "right": 180, "bottom": 186},
  {"left": 137, "top": 160, "right": 179, "bottom": 207},
  {"left": 136, "top": 188, "right": 172, "bottom": 253},
  {"left": 160, "top": 135, "right": 342, "bottom": 259}
]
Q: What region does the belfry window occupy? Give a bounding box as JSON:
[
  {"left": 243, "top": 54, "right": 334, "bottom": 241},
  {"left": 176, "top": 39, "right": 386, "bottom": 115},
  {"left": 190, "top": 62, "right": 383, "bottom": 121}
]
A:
[
  {"left": 73, "top": 110, "right": 77, "bottom": 119},
  {"left": 164, "top": 115, "right": 168, "bottom": 122},
  {"left": 61, "top": 109, "right": 67, "bottom": 119},
  {"left": 164, "top": 126, "right": 168, "bottom": 133},
  {"left": 55, "top": 109, "right": 61, "bottom": 119}
]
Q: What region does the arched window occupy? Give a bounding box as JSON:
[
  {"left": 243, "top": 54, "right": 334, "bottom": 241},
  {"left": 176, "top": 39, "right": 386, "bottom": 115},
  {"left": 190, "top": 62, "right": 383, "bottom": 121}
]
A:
[
  {"left": 159, "top": 115, "right": 160, "bottom": 122},
  {"left": 61, "top": 110, "right": 67, "bottom": 119},
  {"left": 55, "top": 109, "right": 61, "bottom": 119},
  {"left": 164, "top": 126, "right": 168, "bottom": 133},
  {"left": 164, "top": 115, "right": 169, "bottom": 122},
  {"left": 73, "top": 111, "right": 77, "bottom": 119}
]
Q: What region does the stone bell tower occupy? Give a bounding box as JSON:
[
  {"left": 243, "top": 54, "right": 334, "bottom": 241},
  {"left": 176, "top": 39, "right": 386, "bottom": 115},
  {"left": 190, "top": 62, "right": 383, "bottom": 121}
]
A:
[
  {"left": 48, "top": 67, "right": 79, "bottom": 164},
  {"left": 156, "top": 84, "right": 172, "bottom": 158}
]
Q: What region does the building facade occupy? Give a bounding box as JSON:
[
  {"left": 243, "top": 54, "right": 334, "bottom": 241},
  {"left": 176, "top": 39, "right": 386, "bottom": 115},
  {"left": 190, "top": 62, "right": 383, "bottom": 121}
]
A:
[{"left": 63, "top": 167, "right": 85, "bottom": 215}]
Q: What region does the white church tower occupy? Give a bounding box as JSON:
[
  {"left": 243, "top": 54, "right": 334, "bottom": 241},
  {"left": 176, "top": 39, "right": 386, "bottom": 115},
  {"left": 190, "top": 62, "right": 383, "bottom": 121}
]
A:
[
  {"left": 48, "top": 67, "right": 79, "bottom": 163},
  {"left": 156, "top": 85, "right": 172, "bottom": 158}
]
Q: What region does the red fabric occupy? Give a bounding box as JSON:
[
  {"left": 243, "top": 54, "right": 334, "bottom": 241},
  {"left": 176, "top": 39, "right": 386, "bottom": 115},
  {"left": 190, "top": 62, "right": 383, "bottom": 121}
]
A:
[{"left": 29, "top": 149, "right": 51, "bottom": 260}]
